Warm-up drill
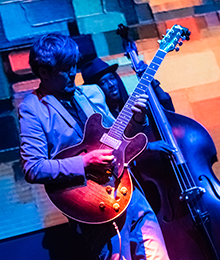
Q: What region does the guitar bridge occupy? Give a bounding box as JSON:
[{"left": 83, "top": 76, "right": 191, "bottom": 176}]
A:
[{"left": 100, "top": 133, "right": 122, "bottom": 150}]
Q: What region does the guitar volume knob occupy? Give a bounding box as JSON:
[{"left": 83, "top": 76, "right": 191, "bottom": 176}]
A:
[
  {"left": 113, "top": 203, "right": 120, "bottom": 212},
  {"left": 99, "top": 202, "right": 105, "bottom": 211},
  {"left": 120, "top": 187, "right": 128, "bottom": 195}
]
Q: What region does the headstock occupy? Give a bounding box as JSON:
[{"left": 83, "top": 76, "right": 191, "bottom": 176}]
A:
[
  {"left": 117, "top": 24, "right": 190, "bottom": 55},
  {"left": 159, "top": 24, "right": 191, "bottom": 53}
]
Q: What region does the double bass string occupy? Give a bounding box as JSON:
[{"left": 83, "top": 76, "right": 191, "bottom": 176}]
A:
[{"left": 148, "top": 88, "right": 220, "bottom": 258}]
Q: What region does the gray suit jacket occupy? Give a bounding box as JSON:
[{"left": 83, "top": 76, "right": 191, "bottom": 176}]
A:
[{"left": 19, "top": 84, "right": 114, "bottom": 184}]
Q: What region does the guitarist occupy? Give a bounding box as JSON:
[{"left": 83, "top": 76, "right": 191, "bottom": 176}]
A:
[{"left": 19, "top": 33, "right": 170, "bottom": 260}]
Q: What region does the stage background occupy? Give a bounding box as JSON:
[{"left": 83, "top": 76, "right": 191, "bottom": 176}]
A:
[{"left": 0, "top": 0, "right": 220, "bottom": 257}]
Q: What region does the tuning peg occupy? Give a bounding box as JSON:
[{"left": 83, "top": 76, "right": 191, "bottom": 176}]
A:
[
  {"left": 175, "top": 47, "right": 180, "bottom": 52},
  {"left": 178, "top": 41, "right": 183, "bottom": 46},
  {"left": 157, "top": 39, "right": 162, "bottom": 44},
  {"left": 186, "top": 32, "right": 190, "bottom": 41}
]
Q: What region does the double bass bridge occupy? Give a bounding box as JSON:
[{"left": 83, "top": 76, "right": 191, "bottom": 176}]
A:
[
  {"left": 179, "top": 186, "right": 206, "bottom": 202},
  {"left": 179, "top": 186, "right": 210, "bottom": 225}
]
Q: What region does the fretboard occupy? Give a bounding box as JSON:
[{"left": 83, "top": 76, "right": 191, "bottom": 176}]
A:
[{"left": 108, "top": 49, "right": 167, "bottom": 140}]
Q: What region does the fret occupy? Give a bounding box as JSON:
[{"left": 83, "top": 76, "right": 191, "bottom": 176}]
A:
[
  {"left": 115, "top": 118, "right": 129, "bottom": 127},
  {"left": 129, "top": 95, "right": 138, "bottom": 101},
  {"left": 126, "top": 98, "right": 135, "bottom": 105},
  {"left": 112, "top": 126, "right": 126, "bottom": 135},
  {"left": 113, "top": 124, "right": 125, "bottom": 131},
  {"left": 142, "top": 74, "right": 154, "bottom": 82},
  {"left": 144, "top": 68, "right": 157, "bottom": 78},
  {"left": 119, "top": 112, "right": 132, "bottom": 121},
  {"left": 152, "top": 56, "right": 163, "bottom": 65},
  {"left": 109, "top": 131, "right": 122, "bottom": 140},
  {"left": 139, "top": 78, "right": 151, "bottom": 86},
  {"left": 117, "top": 116, "right": 131, "bottom": 123},
  {"left": 147, "top": 66, "right": 157, "bottom": 73},
  {"left": 139, "top": 81, "right": 151, "bottom": 87},
  {"left": 117, "top": 114, "right": 130, "bottom": 120},
  {"left": 157, "top": 49, "right": 167, "bottom": 58},
  {"left": 151, "top": 52, "right": 166, "bottom": 64},
  {"left": 149, "top": 62, "right": 160, "bottom": 71},
  {"left": 133, "top": 87, "right": 145, "bottom": 95}
]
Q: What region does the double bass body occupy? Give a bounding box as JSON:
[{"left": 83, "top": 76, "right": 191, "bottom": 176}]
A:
[{"left": 134, "top": 108, "right": 220, "bottom": 260}]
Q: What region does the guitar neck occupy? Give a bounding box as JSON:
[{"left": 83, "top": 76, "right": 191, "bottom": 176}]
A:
[
  {"left": 108, "top": 49, "right": 167, "bottom": 139},
  {"left": 114, "top": 24, "right": 190, "bottom": 144}
]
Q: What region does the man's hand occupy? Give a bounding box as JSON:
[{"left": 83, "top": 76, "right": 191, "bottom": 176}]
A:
[
  {"left": 82, "top": 149, "right": 114, "bottom": 168},
  {"left": 131, "top": 94, "right": 148, "bottom": 124},
  {"left": 147, "top": 140, "right": 176, "bottom": 154}
]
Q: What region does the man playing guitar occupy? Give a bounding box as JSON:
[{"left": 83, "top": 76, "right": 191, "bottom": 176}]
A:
[{"left": 19, "top": 32, "right": 169, "bottom": 259}]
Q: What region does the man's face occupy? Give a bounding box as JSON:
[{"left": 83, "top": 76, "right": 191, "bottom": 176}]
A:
[
  {"left": 98, "top": 72, "right": 120, "bottom": 102},
  {"left": 45, "top": 64, "right": 77, "bottom": 97}
]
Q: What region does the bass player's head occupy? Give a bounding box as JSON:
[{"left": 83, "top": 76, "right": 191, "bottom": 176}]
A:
[{"left": 81, "top": 58, "right": 128, "bottom": 116}]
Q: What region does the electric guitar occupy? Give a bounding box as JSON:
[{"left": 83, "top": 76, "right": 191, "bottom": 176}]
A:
[{"left": 45, "top": 24, "right": 190, "bottom": 224}]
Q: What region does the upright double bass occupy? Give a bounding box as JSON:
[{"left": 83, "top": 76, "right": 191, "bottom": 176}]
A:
[{"left": 117, "top": 24, "right": 220, "bottom": 260}]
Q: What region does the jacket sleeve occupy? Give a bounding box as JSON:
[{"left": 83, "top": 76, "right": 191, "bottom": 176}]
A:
[{"left": 19, "top": 101, "right": 86, "bottom": 185}]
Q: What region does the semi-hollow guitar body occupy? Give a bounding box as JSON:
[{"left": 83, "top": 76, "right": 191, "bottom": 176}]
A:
[{"left": 45, "top": 113, "right": 147, "bottom": 224}]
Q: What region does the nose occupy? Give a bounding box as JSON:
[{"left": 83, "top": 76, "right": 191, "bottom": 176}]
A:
[
  {"left": 108, "top": 80, "right": 114, "bottom": 87},
  {"left": 68, "top": 66, "right": 76, "bottom": 79}
]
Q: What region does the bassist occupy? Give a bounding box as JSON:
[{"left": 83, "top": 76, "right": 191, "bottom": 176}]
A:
[{"left": 116, "top": 24, "right": 220, "bottom": 260}]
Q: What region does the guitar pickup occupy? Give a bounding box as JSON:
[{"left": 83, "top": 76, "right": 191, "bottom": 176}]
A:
[{"left": 100, "top": 133, "right": 122, "bottom": 150}]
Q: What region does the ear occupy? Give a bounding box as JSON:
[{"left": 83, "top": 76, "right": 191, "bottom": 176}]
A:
[{"left": 38, "top": 67, "right": 50, "bottom": 80}]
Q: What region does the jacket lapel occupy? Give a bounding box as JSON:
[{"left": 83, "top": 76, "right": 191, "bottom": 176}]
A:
[
  {"left": 74, "top": 89, "right": 94, "bottom": 118},
  {"left": 42, "top": 95, "right": 83, "bottom": 137}
]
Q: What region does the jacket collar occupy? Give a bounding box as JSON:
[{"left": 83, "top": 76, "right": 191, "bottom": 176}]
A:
[{"left": 37, "top": 87, "right": 94, "bottom": 137}]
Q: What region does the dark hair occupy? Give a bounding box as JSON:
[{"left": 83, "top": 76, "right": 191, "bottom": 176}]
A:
[{"left": 29, "top": 32, "right": 80, "bottom": 77}]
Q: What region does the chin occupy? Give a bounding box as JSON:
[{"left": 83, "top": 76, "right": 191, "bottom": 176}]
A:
[
  {"left": 64, "top": 84, "right": 76, "bottom": 94},
  {"left": 112, "top": 94, "right": 120, "bottom": 100}
]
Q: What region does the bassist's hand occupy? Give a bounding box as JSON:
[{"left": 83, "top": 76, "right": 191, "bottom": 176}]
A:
[
  {"left": 147, "top": 140, "right": 176, "bottom": 154},
  {"left": 82, "top": 149, "right": 114, "bottom": 169}
]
